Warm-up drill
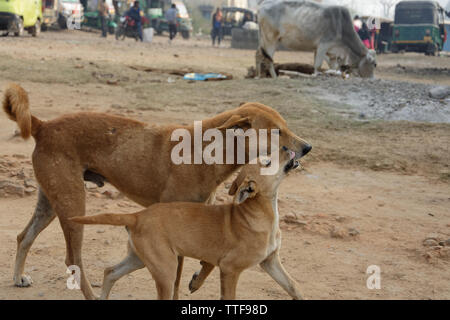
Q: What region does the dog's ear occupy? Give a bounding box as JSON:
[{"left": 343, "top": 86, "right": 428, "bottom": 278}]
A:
[
  {"left": 236, "top": 181, "right": 257, "bottom": 204},
  {"left": 218, "top": 115, "right": 250, "bottom": 131}
]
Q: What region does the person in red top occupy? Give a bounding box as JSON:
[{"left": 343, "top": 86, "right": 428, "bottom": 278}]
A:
[{"left": 211, "top": 8, "right": 223, "bottom": 46}]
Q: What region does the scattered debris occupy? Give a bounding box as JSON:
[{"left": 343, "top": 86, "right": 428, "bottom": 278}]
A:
[
  {"left": 129, "top": 65, "right": 233, "bottom": 80},
  {"left": 282, "top": 212, "right": 308, "bottom": 226},
  {"left": 330, "top": 226, "right": 347, "bottom": 239},
  {"left": 429, "top": 86, "right": 450, "bottom": 100},
  {"left": 246, "top": 62, "right": 318, "bottom": 79},
  {"left": 423, "top": 238, "right": 439, "bottom": 247},
  {"left": 0, "top": 180, "right": 25, "bottom": 197},
  {"left": 348, "top": 228, "right": 360, "bottom": 237},
  {"left": 183, "top": 73, "right": 232, "bottom": 81}
]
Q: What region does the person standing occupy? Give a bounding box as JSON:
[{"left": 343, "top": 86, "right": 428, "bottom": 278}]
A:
[
  {"left": 127, "top": 1, "right": 143, "bottom": 41},
  {"left": 211, "top": 8, "right": 223, "bottom": 46},
  {"left": 165, "top": 4, "right": 178, "bottom": 42},
  {"left": 358, "top": 22, "right": 371, "bottom": 49},
  {"left": 353, "top": 15, "right": 362, "bottom": 33},
  {"left": 99, "top": 0, "right": 109, "bottom": 38}
]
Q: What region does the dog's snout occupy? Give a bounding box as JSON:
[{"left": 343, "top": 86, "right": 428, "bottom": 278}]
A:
[{"left": 302, "top": 144, "right": 312, "bottom": 156}]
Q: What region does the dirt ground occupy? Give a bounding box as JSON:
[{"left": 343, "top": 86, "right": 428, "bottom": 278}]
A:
[{"left": 0, "top": 30, "right": 449, "bottom": 300}]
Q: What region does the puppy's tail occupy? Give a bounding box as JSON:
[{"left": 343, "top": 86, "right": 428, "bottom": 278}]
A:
[
  {"left": 70, "top": 213, "right": 137, "bottom": 228},
  {"left": 2, "top": 83, "right": 42, "bottom": 139}
]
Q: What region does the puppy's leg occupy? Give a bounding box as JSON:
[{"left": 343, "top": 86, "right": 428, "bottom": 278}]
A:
[
  {"left": 220, "top": 269, "right": 241, "bottom": 300},
  {"left": 100, "top": 243, "right": 145, "bottom": 300},
  {"left": 189, "top": 261, "right": 215, "bottom": 293},
  {"left": 14, "top": 189, "right": 56, "bottom": 287},
  {"left": 187, "top": 191, "right": 216, "bottom": 294},
  {"left": 260, "top": 251, "right": 303, "bottom": 300},
  {"left": 144, "top": 254, "right": 178, "bottom": 300}
]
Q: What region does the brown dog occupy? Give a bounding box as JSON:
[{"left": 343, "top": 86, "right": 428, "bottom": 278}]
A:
[
  {"left": 71, "top": 151, "right": 303, "bottom": 300},
  {"left": 2, "top": 83, "right": 311, "bottom": 300}
]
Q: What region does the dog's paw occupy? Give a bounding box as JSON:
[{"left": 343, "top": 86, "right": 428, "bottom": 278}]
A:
[
  {"left": 188, "top": 271, "right": 200, "bottom": 293},
  {"left": 14, "top": 274, "right": 33, "bottom": 287}
]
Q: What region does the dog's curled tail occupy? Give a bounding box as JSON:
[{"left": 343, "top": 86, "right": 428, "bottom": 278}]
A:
[
  {"left": 2, "top": 83, "right": 42, "bottom": 139},
  {"left": 70, "top": 214, "right": 137, "bottom": 228}
]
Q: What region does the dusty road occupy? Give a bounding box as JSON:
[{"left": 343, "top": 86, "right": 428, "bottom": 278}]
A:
[{"left": 0, "top": 30, "right": 449, "bottom": 300}]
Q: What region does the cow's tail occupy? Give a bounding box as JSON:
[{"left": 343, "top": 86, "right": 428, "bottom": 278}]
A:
[
  {"left": 70, "top": 213, "right": 137, "bottom": 228},
  {"left": 2, "top": 83, "right": 42, "bottom": 139}
]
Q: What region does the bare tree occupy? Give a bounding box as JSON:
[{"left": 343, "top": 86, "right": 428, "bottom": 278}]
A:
[{"left": 379, "top": 0, "right": 398, "bottom": 18}]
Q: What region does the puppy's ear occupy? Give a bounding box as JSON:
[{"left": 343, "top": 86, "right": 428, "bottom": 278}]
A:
[
  {"left": 236, "top": 181, "right": 257, "bottom": 204},
  {"left": 218, "top": 115, "right": 250, "bottom": 131}
]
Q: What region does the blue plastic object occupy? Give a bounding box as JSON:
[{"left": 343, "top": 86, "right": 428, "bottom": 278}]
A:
[{"left": 183, "top": 73, "right": 227, "bottom": 81}]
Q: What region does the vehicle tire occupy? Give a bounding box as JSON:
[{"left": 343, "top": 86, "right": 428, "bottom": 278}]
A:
[
  {"left": 41, "top": 23, "right": 48, "bottom": 32},
  {"left": 432, "top": 44, "right": 438, "bottom": 56},
  {"left": 426, "top": 43, "right": 437, "bottom": 56},
  {"left": 390, "top": 44, "right": 398, "bottom": 54},
  {"left": 14, "top": 18, "right": 24, "bottom": 37},
  {"left": 31, "top": 19, "right": 41, "bottom": 37},
  {"left": 1, "top": 32, "right": 8, "bottom": 37},
  {"left": 115, "top": 27, "right": 122, "bottom": 40},
  {"left": 108, "top": 25, "right": 115, "bottom": 35},
  {"left": 181, "top": 30, "right": 190, "bottom": 39}
]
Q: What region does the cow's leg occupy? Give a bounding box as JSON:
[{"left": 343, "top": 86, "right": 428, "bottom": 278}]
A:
[
  {"left": 255, "top": 48, "right": 263, "bottom": 78},
  {"left": 258, "top": 25, "right": 278, "bottom": 78},
  {"left": 13, "top": 188, "right": 56, "bottom": 287},
  {"left": 260, "top": 250, "right": 303, "bottom": 300},
  {"left": 314, "top": 43, "right": 331, "bottom": 75}
]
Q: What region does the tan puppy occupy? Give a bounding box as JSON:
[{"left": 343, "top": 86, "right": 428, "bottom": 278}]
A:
[
  {"left": 3, "top": 83, "right": 311, "bottom": 300},
  {"left": 71, "top": 150, "right": 303, "bottom": 300}
]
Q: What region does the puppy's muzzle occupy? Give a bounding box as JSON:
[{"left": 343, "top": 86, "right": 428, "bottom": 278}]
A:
[{"left": 283, "top": 144, "right": 312, "bottom": 159}]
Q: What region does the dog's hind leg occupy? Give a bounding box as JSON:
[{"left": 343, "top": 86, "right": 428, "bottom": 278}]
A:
[
  {"left": 39, "top": 164, "right": 98, "bottom": 300},
  {"left": 13, "top": 188, "right": 56, "bottom": 287},
  {"left": 100, "top": 243, "right": 144, "bottom": 300}
]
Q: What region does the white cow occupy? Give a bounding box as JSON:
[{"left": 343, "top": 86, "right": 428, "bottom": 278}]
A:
[{"left": 257, "top": 0, "right": 377, "bottom": 78}]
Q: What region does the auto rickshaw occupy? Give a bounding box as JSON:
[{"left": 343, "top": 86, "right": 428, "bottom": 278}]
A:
[
  {"left": 221, "top": 7, "right": 257, "bottom": 38},
  {"left": 145, "top": 0, "right": 192, "bottom": 39},
  {"left": 41, "top": 0, "right": 84, "bottom": 30},
  {"left": 391, "top": 0, "right": 446, "bottom": 56},
  {"left": 81, "top": 0, "right": 117, "bottom": 34}
]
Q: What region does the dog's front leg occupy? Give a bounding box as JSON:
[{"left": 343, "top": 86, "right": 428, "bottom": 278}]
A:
[
  {"left": 260, "top": 250, "right": 303, "bottom": 300},
  {"left": 219, "top": 269, "right": 242, "bottom": 300}
]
